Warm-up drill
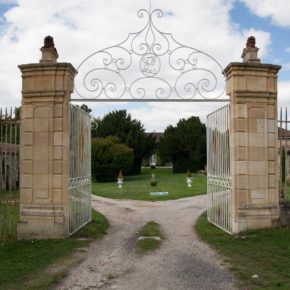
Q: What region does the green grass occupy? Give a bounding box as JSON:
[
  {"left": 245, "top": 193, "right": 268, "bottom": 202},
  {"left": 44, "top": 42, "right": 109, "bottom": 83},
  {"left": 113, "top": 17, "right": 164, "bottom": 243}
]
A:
[
  {"left": 136, "top": 221, "right": 163, "bottom": 252},
  {"left": 0, "top": 190, "right": 19, "bottom": 200},
  {"left": 0, "top": 191, "right": 19, "bottom": 241},
  {"left": 72, "top": 209, "right": 109, "bottom": 239},
  {"left": 138, "top": 221, "right": 162, "bottom": 237},
  {"left": 137, "top": 239, "right": 161, "bottom": 252},
  {"left": 92, "top": 167, "right": 207, "bottom": 201},
  {"left": 0, "top": 209, "right": 109, "bottom": 290},
  {"left": 279, "top": 182, "right": 290, "bottom": 202},
  {"left": 195, "top": 212, "right": 290, "bottom": 290}
]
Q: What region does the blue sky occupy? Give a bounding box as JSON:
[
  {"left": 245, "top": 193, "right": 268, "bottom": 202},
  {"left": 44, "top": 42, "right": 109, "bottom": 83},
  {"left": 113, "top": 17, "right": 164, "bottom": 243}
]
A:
[
  {"left": 0, "top": 1, "right": 11, "bottom": 14},
  {"left": 0, "top": 0, "right": 289, "bottom": 131},
  {"left": 231, "top": 1, "right": 290, "bottom": 81}
]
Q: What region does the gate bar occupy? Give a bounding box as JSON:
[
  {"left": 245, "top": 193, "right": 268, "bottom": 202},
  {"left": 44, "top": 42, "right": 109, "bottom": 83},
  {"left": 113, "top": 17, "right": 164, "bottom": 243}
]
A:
[{"left": 70, "top": 98, "right": 230, "bottom": 103}]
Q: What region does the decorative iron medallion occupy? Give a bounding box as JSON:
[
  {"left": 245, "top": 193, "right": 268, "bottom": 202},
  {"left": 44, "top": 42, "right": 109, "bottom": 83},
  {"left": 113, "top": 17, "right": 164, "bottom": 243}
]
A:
[
  {"left": 74, "top": 8, "right": 226, "bottom": 101},
  {"left": 140, "top": 53, "right": 160, "bottom": 77}
]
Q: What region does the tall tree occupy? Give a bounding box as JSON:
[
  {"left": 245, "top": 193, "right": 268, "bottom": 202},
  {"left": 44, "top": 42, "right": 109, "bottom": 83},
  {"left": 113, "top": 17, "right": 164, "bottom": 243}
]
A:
[
  {"left": 159, "top": 116, "right": 206, "bottom": 173},
  {"left": 95, "top": 110, "right": 156, "bottom": 174},
  {"left": 76, "top": 104, "right": 92, "bottom": 113}
]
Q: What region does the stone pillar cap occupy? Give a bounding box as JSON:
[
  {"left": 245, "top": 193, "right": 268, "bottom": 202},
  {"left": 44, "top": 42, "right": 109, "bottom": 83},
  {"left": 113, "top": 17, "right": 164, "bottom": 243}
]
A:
[
  {"left": 40, "top": 35, "right": 59, "bottom": 63},
  {"left": 241, "top": 36, "right": 260, "bottom": 64}
]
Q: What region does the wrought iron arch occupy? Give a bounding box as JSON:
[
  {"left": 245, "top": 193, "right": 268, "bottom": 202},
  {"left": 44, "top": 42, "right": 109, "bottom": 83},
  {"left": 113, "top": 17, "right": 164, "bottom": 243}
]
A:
[{"left": 73, "top": 8, "right": 227, "bottom": 102}]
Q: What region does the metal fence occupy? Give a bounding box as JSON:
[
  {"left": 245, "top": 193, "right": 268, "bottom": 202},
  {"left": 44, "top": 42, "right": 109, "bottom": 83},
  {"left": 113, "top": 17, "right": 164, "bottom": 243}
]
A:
[
  {"left": 207, "top": 104, "right": 232, "bottom": 234},
  {"left": 69, "top": 105, "right": 92, "bottom": 235},
  {"left": 278, "top": 107, "right": 290, "bottom": 202},
  {"left": 0, "top": 107, "right": 20, "bottom": 241}
]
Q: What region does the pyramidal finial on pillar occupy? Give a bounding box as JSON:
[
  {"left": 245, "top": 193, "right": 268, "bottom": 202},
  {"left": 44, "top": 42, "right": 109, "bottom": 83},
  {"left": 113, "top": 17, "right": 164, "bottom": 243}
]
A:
[
  {"left": 241, "top": 36, "right": 260, "bottom": 64},
  {"left": 40, "top": 35, "right": 59, "bottom": 63}
]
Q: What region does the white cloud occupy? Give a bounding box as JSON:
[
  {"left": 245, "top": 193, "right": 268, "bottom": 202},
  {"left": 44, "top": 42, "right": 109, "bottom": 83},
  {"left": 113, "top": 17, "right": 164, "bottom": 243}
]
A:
[
  {"left": 130, "top": 102, "right": 226, "bottom": 132},
  {"left": 286, "top": 47, "right": 290, "bottom": 53},
  {"left": 282, "top": 63, "right": 290, "bottom": 71},
  {"left": 242, "top": 28, "right": 271, "bottom": 58},
  {"left": 241, "top": 0, "right": 290, "bottom": 27},
  {"left": 278, "top": 80, "right": 290, "bottom": 107},
  {"left": 0, "top": 0, "right": 274, "bottom": 130},
  {"left": 0, "top": 0, "right": 16, "bottom": 4}
]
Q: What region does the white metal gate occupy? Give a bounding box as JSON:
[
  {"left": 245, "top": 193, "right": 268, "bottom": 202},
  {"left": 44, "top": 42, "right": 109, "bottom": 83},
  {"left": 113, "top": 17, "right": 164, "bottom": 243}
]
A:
[
  {"left": 207, "top": 104, "right": 232, "bottom": 234},
  {"left": 69, "top": 105, "right": 91, "bottom": 235}
]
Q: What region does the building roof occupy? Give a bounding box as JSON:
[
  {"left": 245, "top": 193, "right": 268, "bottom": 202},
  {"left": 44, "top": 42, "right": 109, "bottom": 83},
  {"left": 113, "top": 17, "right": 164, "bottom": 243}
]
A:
[
  {"left": 278, "top": 127, "right": 290, "bottom": 139},
  {"left": 146, "top": 132, "right": 164, "bottom": 143}
]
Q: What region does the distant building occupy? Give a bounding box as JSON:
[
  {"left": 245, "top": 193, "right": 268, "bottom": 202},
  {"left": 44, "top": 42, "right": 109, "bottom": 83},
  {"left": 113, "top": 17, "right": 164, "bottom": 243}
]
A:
[{"left": 146, "top": 132, "right": 164, "bottom": 143}]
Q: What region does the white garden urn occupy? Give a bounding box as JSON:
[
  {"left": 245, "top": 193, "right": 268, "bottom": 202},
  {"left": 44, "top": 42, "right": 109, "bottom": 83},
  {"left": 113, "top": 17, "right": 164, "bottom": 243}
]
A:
[
  {"left": 117, "top": 177, "right": 123, "bottom": 188},
  {"left": 186, "top": 177, "right": 192, "bottom": 187}
]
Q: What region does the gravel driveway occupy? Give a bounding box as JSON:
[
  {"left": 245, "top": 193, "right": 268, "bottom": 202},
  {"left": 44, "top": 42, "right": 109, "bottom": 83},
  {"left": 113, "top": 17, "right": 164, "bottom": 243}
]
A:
[{"left": 57, "top": 195, "right": 238, "bottom": 290}]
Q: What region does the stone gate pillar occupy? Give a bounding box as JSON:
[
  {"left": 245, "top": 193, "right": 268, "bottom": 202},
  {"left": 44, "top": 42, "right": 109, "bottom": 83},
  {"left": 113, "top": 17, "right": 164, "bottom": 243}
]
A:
[
  {"left": 18, "top": 36, "right": 77, "bottom": 239},
  {"left": 224, "top": 37, "right": 281, "bottom": 233}
]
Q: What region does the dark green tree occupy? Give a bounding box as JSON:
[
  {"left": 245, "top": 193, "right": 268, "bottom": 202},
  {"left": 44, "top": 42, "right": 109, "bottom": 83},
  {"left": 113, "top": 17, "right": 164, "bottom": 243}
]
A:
[
  {"left": 159, "top": 116, "right": 206, "bottom": 173},
  {"left": 91, "top": 117, "right": 101, "bottom": 138},
  {"left": 14, "top": 107, "right": 21, "bottom": 120},
  {"left": 95, "top": 110, "right": 156, "bottom": 174},
  {"left": 91, "top": 137, "right": 133, "bottom": 182},
  {"left": 76, "top": 104, "right": 92, "bottom": 113},
  {"left": 0, "top": 107, "right": 21, "bottom": 144}
]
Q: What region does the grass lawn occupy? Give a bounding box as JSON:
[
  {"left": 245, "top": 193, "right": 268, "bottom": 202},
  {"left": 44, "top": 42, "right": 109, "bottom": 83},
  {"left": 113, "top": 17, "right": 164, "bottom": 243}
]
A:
[
  {"left": 0, "top": 209, "right": 109, "bottom": 290},
  {"left": 136, "top": 221, "right": 164, "bottom": 252},
  {"left": 0, "top": 190, "right": 19, "bottom": 241},
  {"left": 196, "top": 212, "right": 290, "bottom": 290},
  {"left": 92, "top": 167, "right": 207, "bottom": 201}
]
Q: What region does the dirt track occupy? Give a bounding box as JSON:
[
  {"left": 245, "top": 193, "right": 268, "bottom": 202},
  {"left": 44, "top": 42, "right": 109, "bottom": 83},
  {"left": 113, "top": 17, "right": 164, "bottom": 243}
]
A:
[{"left": 57, "top": 195, "right": 238, "bottom": 290}]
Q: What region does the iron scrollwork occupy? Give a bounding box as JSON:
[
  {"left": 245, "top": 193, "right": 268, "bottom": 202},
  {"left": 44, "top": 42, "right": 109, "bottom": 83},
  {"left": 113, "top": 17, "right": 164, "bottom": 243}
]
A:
[{"left": 75, "top": 8, "right": 226, "bottom": 100}]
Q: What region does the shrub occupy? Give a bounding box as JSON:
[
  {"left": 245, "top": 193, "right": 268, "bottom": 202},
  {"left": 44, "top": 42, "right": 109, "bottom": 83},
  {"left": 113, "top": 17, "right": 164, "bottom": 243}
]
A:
[
  {"left": 94, "top": 110, "right": 157, "bottom": 175},
  {"left": 159, "top": 116, "right": 206, "bottom": 173},
  {"left": 91, "top": 137, "right": 133, "bottom": 182},
  {"left": 197, "top": 169, "right": 207, "bottom": 175},
  {"left": 150, "top": 180, "right": 157, "bottom": 186},
  {"left": 93, "top": 164, "right": 119, "bottom": 182}
]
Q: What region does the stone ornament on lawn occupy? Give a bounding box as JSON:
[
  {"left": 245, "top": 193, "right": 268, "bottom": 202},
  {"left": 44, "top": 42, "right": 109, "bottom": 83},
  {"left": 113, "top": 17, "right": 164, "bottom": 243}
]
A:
[
  {"left": 117, "top": 170, "right": 124, "bottom": 188},
  {"left": 150, "top": 170, "right": 157, "bottom": 186},
  {"left": 186, "top": 170, "right": 192, "bottom": 187}
]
